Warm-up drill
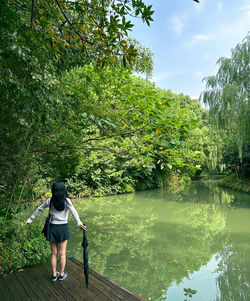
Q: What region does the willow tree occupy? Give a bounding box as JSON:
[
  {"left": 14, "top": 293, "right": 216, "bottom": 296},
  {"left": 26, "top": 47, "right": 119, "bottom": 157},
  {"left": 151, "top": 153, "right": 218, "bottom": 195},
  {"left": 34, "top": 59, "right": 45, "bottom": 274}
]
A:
[{"left": 201, "top": 34, "right": 250, "bottom": 175}]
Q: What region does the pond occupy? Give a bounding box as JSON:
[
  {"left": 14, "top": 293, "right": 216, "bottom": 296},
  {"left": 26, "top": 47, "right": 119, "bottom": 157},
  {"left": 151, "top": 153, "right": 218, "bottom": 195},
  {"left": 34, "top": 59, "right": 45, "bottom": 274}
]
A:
[{"left": 66, "top": 180, "right": 250, "bottom": 301}]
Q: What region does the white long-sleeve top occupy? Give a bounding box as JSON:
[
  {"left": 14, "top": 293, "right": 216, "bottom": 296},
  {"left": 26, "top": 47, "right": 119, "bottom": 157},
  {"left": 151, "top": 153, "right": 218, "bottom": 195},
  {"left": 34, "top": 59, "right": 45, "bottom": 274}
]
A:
[{"left": 26, "top": 198, "right": 82, "bottom": 226}]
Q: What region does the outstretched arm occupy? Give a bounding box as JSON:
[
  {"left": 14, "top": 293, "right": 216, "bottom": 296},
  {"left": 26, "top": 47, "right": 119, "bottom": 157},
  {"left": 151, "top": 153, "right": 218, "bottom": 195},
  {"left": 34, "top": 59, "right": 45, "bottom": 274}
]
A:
[
  {"left": 25, "top": 198, "right": 50, "bottom": 224},
  {"left": 66, "top": 198, "right": 86, "bottom": 230}
]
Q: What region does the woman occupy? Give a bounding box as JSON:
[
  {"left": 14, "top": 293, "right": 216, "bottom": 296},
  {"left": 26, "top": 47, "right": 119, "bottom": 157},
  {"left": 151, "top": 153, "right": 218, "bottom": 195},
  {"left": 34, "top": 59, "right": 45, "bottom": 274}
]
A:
[{"left": 25, "top": 181, "right": 86, "bottom": 281}]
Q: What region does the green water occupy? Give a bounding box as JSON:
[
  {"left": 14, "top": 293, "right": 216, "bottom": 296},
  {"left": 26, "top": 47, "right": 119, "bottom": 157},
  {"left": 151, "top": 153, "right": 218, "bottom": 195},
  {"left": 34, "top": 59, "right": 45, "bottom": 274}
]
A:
[{"left": 66, "top": 180, "right": 250, "bottom": 301}]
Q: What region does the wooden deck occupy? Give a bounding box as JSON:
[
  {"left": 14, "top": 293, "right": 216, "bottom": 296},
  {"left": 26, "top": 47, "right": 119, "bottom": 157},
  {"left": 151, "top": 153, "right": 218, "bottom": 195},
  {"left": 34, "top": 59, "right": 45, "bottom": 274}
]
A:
[{"left": 0, "top": 257, "right": 145, "bottom": 301}]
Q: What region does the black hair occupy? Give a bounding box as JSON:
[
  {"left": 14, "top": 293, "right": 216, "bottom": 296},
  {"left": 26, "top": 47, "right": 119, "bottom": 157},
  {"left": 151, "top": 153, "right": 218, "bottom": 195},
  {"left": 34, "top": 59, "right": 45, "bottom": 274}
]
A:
[{"left": 51, "top": 181, "right": 68, "bottom": 211}]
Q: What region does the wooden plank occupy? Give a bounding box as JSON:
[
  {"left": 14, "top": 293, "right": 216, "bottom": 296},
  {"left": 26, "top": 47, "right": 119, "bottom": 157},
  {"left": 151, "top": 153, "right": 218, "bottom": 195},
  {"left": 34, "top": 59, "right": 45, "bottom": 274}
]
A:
[
  {"left": 70, "top": 258, "right": 138, "bottom": 300},
  {"left": 68, "top": 258, "right": 127, "bottom": 300},
  {"left": 2, "top": 271, "right": 31, "bottom": 301},
  {"left": 13, "top": 271, "right": 46, "bottom": 300},
  {"left": 67, "top": 258, "right": 124, "bottom": 301},
  {"left": 23, "top": 262, "right": 64, "bottom": 301},
  {"left": 14, "top": 269, "right": 42, "bottom": 301},
  {"left": 42, "top": 262, "right": 83, "bottom": 301},
  {"left": 0, "top": 274, "right": 16, "bottom": 301},
  {"left": 69, "top": 258, "right": 124, "bottom": 300},
  {"left": 90, "top": 269, "right": 144, "bottom": 301},
  {"left": 54, "top": 278, "right": 97, "bottom": 301},
  {"left": 43, "top": 260, "right": 99, "bottom": 301},
  {"left": 89, "top": 275, "right": 126, "bottom": 300},
  {"left": 66, "top": 261, "right": 107, "bottom": 301},
  {"left": 0, "top": 276, "right": 9, "bottom": 301},
  {"left": 70, "top": 258, "right": 145, "bottom": 301},
  {"left": 0, "top": 258, "right": 145, "bottom": 301},
  {"left": 18, "top": 263, "right": 61, "bottom": 301}
]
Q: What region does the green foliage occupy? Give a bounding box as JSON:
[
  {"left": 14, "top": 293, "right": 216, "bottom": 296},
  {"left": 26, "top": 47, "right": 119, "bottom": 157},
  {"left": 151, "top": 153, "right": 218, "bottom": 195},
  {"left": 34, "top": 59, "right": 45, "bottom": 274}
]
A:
[
  {"left": 1, "top": 0, "right": 211, "bottom": 214},
  {"left": 0, "top": 220, "right": 50, "bottom": 273},
  {"left": 54, "top": 67, "right": 205, "bottom": 194},
  {"left": 219, "top": 174, "right": 250, "bottom": 194},
  {"left": 0, "top": 59, "right": 209, "bottom": 217},
  {"left": 128, "top": 39, "right": 154, "bottom": 78},
  {"left": 0, "top": 0, "right": 226, "bottom": 279},
  {"left": 1, "top": 0, "right": 154, "bottom": 67},
  {"left": 65, "top": 147, "right": 137, "bottom": 197},
  {"left": 201, "top": 33, "right": 250, "bottom": 176},
  {"left": 186, "top": 126, "right": 224, "bottom": 172},
  {"left": 0, "top": 0, "right": 154, "bottom": 218}
]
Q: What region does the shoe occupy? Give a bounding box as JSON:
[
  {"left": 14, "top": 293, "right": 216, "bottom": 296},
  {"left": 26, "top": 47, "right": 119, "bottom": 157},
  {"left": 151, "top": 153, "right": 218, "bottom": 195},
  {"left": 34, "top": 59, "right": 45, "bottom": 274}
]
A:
[
  {"left": 58, "top": 272, "right": 67, "bottom": 281},
  {"left": 51, "top": 271, "right": 60, "bottom": 282}
]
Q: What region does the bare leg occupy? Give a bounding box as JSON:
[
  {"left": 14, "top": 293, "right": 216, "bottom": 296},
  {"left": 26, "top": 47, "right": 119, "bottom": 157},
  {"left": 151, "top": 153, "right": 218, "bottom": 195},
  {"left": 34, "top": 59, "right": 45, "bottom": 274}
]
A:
[
  {"left": 50, "top": 242, "right": 58, "bottom": 277},
  {"left": 59, "top": 240, "right": 68, "bottom": 276}
]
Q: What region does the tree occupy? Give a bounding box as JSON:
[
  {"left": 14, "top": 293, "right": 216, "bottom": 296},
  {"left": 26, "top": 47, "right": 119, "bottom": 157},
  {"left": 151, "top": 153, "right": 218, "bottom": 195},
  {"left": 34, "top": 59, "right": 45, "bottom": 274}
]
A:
[
  {"left": 201, "top": 33, "right": 250, "bottom": 175},
  {"left": 0, "top": 0, "right": 154, "bottom": 218},
  {"left": 1, "top": 0, "right": 154, "bottom": 67}
]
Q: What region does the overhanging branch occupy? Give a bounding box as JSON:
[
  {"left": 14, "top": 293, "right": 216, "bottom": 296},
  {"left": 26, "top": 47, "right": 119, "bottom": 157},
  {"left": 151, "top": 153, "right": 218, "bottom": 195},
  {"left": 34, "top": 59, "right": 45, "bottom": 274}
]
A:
[{"left": 55, "top": 0, "right": 95, "bottom": 48}]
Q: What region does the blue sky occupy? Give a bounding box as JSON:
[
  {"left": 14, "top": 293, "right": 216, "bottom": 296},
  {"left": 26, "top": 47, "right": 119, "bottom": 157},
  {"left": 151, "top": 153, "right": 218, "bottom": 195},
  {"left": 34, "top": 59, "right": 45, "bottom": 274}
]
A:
[{"left": 129, "top": 0, "right": 250, "bottom": 99}]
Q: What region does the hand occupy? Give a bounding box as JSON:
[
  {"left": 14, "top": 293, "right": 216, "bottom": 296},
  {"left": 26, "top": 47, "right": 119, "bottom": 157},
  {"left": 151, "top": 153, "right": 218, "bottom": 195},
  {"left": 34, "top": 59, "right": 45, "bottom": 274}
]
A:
[
  {"left": 79, "top": 224, "right": 86, "bottom": 230},
  {"left": 24, "top": 222, "right": 28, "bottom": 226}
]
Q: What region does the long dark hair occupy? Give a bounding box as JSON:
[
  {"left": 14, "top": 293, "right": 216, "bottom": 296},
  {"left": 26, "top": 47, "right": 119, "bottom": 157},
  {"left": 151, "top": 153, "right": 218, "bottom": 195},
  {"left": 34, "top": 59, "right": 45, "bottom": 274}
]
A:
[{"left": 51, "top": 181, "right": 68, "bottom": 211}]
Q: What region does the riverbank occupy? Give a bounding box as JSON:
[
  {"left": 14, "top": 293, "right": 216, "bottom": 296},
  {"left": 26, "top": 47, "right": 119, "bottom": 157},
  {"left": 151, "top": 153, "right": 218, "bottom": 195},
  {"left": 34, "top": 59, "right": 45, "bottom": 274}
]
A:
[{"left": 218, "top": 174, "right": 250, "bottom": 194}]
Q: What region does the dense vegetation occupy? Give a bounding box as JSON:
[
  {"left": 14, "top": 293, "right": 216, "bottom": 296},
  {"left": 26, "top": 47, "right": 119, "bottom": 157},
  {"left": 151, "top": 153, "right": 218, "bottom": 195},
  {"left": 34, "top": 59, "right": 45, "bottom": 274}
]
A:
[
  {"left": 201, "top": 33, "right": 250, "bottom": 191},
  {"left": 0, "top": 0, "right": 154, "bottom": 219},
  {"left": 0, "top": 0, "right": 215, "bottom": 222},
  {"left": 0, "top": 0, "right": 249, "bottom": 273},
  {"left": 0, "top": 0, "right": 153, "bottom": 272}
]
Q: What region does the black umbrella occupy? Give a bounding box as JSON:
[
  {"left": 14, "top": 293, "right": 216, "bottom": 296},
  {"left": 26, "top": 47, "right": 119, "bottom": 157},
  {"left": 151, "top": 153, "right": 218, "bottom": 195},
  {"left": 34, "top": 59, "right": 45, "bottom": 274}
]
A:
[{"left": 82, "top": 226, "right": 89, "bottom": 288}]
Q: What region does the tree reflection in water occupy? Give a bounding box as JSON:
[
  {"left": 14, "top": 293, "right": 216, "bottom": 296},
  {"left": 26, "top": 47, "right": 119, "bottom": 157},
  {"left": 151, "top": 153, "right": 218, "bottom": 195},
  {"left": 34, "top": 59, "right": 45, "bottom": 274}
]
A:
[{"left": 66, "top": 181, "right": 250, "bottom": 301}]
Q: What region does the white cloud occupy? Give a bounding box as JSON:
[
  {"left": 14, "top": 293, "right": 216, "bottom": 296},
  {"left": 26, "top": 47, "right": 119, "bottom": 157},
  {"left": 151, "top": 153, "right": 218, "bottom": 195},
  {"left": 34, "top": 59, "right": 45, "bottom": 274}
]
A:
[
  {"left": 195, "top": 34, "right": 214, "bottom": 41},
  {"left": 194, "top": 71, "right": 205, "bottom": 77},
  {"left": 240, "top": 3, "right": 250, "bottom": 11},
  {"left": 187, "top": 34, "right": 214, "bottom": 47},
  {"left": 152, "top": 70, "right": 187, "bottom": 82},
  {"left": 187, "top": 4, "right": 250, "bottom": 49},
  {"left": 169, "top": 14, "right": 187, "bottom": 35},
  {"left": 240, "top": 3, "right": 250, "bottom": 16}
]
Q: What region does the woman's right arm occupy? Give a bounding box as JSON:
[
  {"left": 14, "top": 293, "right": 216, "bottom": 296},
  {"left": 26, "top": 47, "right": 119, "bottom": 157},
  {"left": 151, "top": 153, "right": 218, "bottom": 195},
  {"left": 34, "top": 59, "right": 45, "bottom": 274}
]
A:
[{"left": 25, "top": 198, "right": 50, "bottom": 224}]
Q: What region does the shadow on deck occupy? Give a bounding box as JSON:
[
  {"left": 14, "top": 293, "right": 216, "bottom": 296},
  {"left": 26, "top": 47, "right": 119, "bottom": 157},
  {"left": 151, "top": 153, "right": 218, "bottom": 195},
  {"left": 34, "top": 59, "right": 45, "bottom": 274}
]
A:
[{"left": 0, "top": 257, "right": 145, "bottom": 300}]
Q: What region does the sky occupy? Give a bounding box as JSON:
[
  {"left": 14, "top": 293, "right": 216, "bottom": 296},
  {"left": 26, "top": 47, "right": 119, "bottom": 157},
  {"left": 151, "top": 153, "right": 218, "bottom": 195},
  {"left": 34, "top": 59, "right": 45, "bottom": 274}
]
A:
[{"left": 129, "top": 0, "right": 250, "bottom": 99}]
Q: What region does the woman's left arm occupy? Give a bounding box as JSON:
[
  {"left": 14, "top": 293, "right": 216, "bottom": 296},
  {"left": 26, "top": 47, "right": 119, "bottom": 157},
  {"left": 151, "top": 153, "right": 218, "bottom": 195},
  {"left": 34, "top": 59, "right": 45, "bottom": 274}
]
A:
[{"left": 66, "top": 198, "right": 86, "bottom": 230}]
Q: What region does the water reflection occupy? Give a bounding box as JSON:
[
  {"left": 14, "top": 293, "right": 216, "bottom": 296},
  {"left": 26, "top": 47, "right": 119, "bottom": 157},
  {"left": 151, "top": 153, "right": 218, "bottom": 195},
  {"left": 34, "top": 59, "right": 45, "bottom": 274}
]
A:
[{"left": 67, "top": 181, "right": 250, "bottom": 301}]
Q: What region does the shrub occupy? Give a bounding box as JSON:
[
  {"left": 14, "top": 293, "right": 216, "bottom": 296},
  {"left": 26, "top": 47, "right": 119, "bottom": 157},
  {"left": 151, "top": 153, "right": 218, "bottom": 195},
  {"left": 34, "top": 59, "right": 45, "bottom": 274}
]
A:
[{"left": 0, "top": 219, "right": 50, "bottom": 273}]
